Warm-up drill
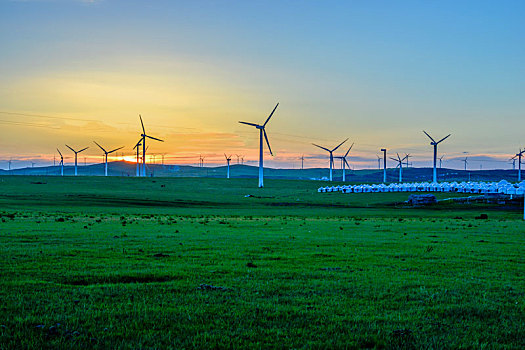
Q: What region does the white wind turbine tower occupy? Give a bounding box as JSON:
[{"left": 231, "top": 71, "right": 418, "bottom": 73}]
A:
[
  {"left": 65, "top": 144, "right": 88, "bottom": 176},
  {"left": 56, "top": 148, "right": 64, "bottom": 176},
  {"left": 335, "top": 143, "right": 353, "bottom": 182},
  {"left": 439, "top": 155, "right": 445, "bottom": 168},
  {"left": 139, "top": 115, "right": 163, "bottom": 177},
  {"left": 390, "top": 153, "right": 408, "bottom": 183},
  {"left": 423, "top": 131, "right": 451, "bottom": 183},
  {"left": 312, "top": 138, "right": 348, "bottom": 182},
  {"left": 224, "top": 154, "right": 232, "bottom": 179},
  {"left": 93, "top": 141, "right": 123, "bottom": 176},
  {"left": 376, "top": 155, "right": 382, "bottom": 170},
  {"left": 239, "top": 103, "right": 279, "bottom": 188}
]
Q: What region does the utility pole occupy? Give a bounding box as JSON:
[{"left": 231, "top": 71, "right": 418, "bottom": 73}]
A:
[{"left": 381, "top": 148, "right": 387, "bottom": 183}]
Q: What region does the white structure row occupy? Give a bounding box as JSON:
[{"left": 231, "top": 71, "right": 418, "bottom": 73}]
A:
[{"left": 318, "top": 180, "right": 525, "bottom": 195}]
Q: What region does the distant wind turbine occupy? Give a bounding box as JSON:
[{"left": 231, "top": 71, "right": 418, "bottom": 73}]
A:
[
  {"left": 65, "top": 144, "right": 88, "bottom": 176},
  {"left": 404, "top": 153, "right": 411, "bottom": 168},
  {"left": 514, "top": 148, "right": 525, "bottom": 182},
  {"left": 376, "top": 155, "right": 381, "bottom": 170},
  {"left": 224, "top": 154, "right": 232, "bottom": 179},
  {"left": 139, "top": 115, "right": 163, "bottom": 177},
  {"left": 462, "top": 157, "right": 468, "bottom": 171},
  {"left": 335, "top": 143, "right": 354, "bottom": 182},
  {"left": 93, "top": 141, "right": 123, "bottom": 176},
  {"left": 510, "top": 156, "right": 517, "bottom": 170},
  {"left": 423, "top": 131, "right": 451, "bottom": 183},
  {"left": 133, "top": 139, "right": 142, "bottom": 177},
  {"left": 439, "top": 155, "right": 445, "bottom": 169},
  {"left": 390, "top": 153, "right": 408, "bottom": 183},
  {"left": 300, "top": 155, "right": 304, "bottom": 170},
  {"left": 239, "top": 103, "right": 279, "bottom": 188},
  {"left": 313, "top": 138, "right": 348, "bottom": 182},
  {"left": 56, "top": 148, "right": 64, "bottom": 176}
]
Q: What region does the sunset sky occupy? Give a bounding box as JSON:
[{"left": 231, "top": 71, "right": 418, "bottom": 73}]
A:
[{"left": 1, "top": 0, "right": 524, "bottom": 170}]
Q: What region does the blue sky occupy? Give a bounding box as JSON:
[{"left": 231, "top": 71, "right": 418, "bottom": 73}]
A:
[{"left": 1, "top": 0, "right": 524, "bottom": 169}]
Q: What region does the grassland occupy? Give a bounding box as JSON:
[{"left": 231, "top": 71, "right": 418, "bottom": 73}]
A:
[{"left": 0, "top": 176, "right": 524, "bottom": 349}]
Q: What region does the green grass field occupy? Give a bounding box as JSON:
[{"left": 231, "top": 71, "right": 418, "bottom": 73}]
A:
[{"left": 0, "top": 176, "right": 523, "bottom": 349}]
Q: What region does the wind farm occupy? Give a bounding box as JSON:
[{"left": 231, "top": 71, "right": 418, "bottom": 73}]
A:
[{"left": 1, "top": 1, "right": 524, "bottom": 349}]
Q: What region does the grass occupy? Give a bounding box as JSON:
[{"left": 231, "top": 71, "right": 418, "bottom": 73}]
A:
[{"left": 0, "top": 175, "right": 524, "bottom": 349}]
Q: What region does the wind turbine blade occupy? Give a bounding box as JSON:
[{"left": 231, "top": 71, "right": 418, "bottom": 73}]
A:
[
  {"left": 146, "top": 135, "right": 164, "bottom": 142},
  {"left": 423, "top": 130, "right": 436, "bottom": 143},
  {"left": 390, "top": 157, "right": 398, "bottom": 162},
  {"left": 78, "top": 147, "right": 89, "bottom": 153},
  {"left": 263, "top": 129, "right": 273, "bottom": 156},
  {"left": 436, "top": 134, "right": 451, "bottom": 144},
  {"left": 224, "top": 153, "right": 228, "bottom": 160},
  {"left": 56, "top": 148, "right": 63, "bottom": 157},
  {"left": 238, "top": 121, "right": 259, "bottom": 127},
  {"left": 396, "top": 153, "right": 401, "bottom": 161},
  {"left": 65, "top": 144, "right": 75, "bottom": 153},
  {"left": 312, "top": 143, "right": 331, "bottom": 152},
  {"left": 344, "top": 159, "right": 350, "bottom": 168},
  {"left": 344, "top": 143, "right": 354, "bottom": 157},
  {"left": 133, "top": 139, "right": 142, "bottom": 149},
  {"left": 139, "top": 114, "right": 145, "bottom": 134},
  {"left": 263, "top": 103, "right": 279, "bottom": 127},
  {"left": 331, "top": 138, "right": 348, "bottom": 152},
  {"left": 93, "top": 141, "right": 106, "bottom": 153},
  {"left": 108, "top": 146, "right": 124, "bottom": 154}
]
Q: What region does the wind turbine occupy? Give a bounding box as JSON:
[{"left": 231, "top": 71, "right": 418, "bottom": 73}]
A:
[
  {"left": 335, "top": 143, "right": 354, "bottom": 182},
  {"left": 404, "top": 153, "right": 411, "bottom": 168},
  {"left": 8, "top": 159, "right": 12, "bottom": 171},
  {"left": 300, "top": 155, "right": 304, "bottom": 170},
  {"left": 312, "top": 138, "right": 348, "bottom": 182},
  {"left": 423, "top": 131, "right": 451, "bottom": 183},
  {"left": 439, "top": 155, "right": 445, "bottom": 169},
  {"left": 139, "top": 115, "right": 163, "bottom": 177},
  {"left": 376, "top": 155, "right": 381, "bottom": 170},
  {"left": 381, "top": 148, "right": 387, "bottom": 183},
  {"left": 93, "top": 141, "right": 123, "bottom": 176},
  {"left": 56, "top": 148, "right": 64, "bottom": 176},
  {"left": 239, "top": 103, "right": 279, "bottom": 188},
  {"left": 462, "top": 157, "right": 468, "bottom": 171},
  {"left": 510, "top": 156, "right": 517, "bottom": 170},
  {"left": 390, "top": 153, "right": 408, "bottom": 183},
  {"left": 224, "top": 154, "right": 232, "bottom": 179},
  {"left": 515, "top": 148, "right": 525, "bottom": 182},
  {"left": 65, "top": 144, "right": 88, "bottom": 176}
]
